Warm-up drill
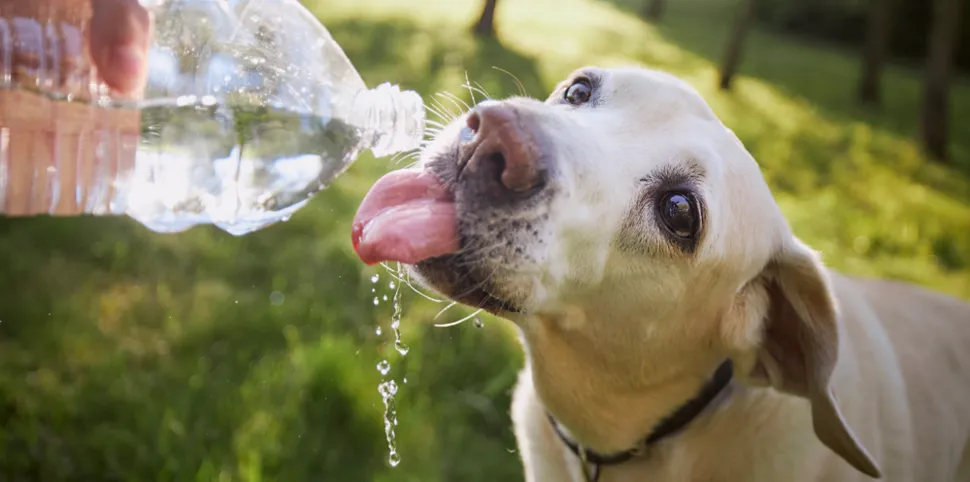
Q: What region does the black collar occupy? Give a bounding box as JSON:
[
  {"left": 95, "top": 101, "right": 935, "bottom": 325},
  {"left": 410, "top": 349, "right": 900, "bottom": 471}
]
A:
[{"left": 547, "top": 359, "right": 734, "bottom": 479}]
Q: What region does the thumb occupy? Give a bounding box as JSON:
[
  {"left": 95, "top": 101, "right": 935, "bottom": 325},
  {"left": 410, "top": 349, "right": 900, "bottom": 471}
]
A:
[{"left": 89, "top": 0, "right": 152, "bottom": 96}]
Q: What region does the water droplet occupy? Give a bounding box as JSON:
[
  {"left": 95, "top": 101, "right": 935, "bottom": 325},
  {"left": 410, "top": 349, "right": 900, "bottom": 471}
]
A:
[
  {"left": 375, "top": 326, "right": 383, "bottom": 336},
  {"left": 473, "top": 317, "right": 484, "bottom": 328},
  {"left": 389, "top": 280, "right": 410, "bottom": 356},
  {"left": 382, "top": 295, "right": 389, "bottom": 301},
  {"left": 371, "top": 274, "right": 380, "bottom": 283},
  {"left": 388, "top": 281, "right": 396, "bottom": 290},
  {"left": 234, "top": 300, "right": 238, "bottom": 304},
  {"left": 371, "top": 288, "right": 376, "bottom": 293},
  {"left": 379, "top": 379, "right": 398, "bottom": 397},
  {"left": 376, "top": 360, "right": 391, "bottom": 376},
  {"left": 269, "top": 291, "right": 285, "bottom": 306},
  {"left": 403, "top": 377, "right": 407, "bottom": 384},
  {"left": 378, "top": 379, "right": 402, "bottom": 467},
  {"left": 373, "top": 297, "right": 380, "bottom": 306}
]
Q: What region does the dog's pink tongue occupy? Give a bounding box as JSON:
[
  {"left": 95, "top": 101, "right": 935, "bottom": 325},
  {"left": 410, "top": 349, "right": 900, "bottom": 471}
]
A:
[{"left": 352, "top": 169, "right": 459, "bottom": 266}]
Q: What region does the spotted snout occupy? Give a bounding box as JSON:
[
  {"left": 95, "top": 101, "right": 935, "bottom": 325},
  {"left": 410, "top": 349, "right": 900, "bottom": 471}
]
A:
[{"left": 404, "top": 99, "right": 562, "bottom": 314}]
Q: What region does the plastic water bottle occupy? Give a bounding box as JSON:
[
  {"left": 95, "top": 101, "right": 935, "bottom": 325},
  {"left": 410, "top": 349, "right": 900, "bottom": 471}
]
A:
[{"left": 0, "top": 0, "right": 425, "bottom": 235}]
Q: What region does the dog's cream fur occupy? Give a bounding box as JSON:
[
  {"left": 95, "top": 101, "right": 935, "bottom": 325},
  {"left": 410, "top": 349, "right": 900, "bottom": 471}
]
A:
[{"left": 410, "top": 66, "right": 970, "bottom": 481}]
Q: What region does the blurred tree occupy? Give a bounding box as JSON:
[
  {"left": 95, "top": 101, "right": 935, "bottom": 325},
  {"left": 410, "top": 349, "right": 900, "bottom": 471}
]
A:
[
  {"left": 919, "top": 0, "right": 963, "bottom": 161},
  {"left": 754, "top": 0, "right": 970, "bottom": 73},
  {"left": 719, "top": 0, "right": 759, "bottom": 90},
  {"left": 641, "top": 0, "right": 665, "bottom": 21},
  {"left": 857, "top": 0, "right": 893, "bottom": 105},
  {"left": 473, "top": 0, "right": 500, "bottom": 38}
]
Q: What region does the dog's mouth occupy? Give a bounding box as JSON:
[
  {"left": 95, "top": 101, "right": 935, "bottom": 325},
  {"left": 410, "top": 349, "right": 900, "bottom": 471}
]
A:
[
  {"left": 350, "top": 167, "right": 521, "bottom": 314},
  {"left": 411, "top": 254, "right": 522, "bottom": 313}
]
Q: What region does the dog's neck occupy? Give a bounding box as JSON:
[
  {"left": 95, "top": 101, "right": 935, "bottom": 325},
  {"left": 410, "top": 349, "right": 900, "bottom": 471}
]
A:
[
  {"left": 516, "top": 305, "right": 734, "bottom": 454},
  {"left": 547, "top": 358, "right": 734, "bottom": 470}
]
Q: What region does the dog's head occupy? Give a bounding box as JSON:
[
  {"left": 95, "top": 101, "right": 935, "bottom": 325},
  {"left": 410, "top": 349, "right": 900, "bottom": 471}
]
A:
[{"left": 353, "top": 66, "right": 881, "bottom": 478}]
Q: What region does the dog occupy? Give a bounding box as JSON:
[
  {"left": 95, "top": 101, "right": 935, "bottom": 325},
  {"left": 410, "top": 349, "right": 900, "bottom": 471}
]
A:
[{"left": 351, "top": 66, "right": 970, "bottom": 481}]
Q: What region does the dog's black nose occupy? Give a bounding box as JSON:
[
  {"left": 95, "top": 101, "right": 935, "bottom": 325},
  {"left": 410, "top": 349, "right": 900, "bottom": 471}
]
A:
[{"left": 462, "top": 102, "right": 545, "bottom": 194}]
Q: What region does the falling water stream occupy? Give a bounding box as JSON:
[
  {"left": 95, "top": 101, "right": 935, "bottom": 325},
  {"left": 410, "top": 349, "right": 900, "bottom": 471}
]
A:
[
  {"left": 390, "top": 279, "right": 410, "bottom": 356},
  {"left": 372, "top": 265, "right": 409, "bottom": 467}
]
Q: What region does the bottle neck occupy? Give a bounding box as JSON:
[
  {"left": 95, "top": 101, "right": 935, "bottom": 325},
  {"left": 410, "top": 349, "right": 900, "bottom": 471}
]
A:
[{"left": 350, "top": 83, "right": 425, "bottom": 158}]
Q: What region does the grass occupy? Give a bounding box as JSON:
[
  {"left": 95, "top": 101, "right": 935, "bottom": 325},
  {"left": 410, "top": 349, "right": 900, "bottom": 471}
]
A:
[{"left": 1, "top": 0, "right": 968, "bottom": 480}]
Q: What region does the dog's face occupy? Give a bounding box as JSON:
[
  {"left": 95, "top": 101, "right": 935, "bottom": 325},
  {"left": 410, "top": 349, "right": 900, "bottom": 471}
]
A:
[
  {"left": 353, "top": 66, "right": 881, "bottom": 477},
  {"left": 411, "top": 67, "right": 783, "bottom": 326}
]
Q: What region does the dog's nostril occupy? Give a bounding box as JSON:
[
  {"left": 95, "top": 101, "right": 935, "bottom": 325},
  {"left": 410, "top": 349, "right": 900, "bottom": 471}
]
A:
[
  {"left": 463, "top": 103, "right": 544, "bottom": 194},
  {"left": 485, "top": 152, "right": 507, "bottom": 184}
]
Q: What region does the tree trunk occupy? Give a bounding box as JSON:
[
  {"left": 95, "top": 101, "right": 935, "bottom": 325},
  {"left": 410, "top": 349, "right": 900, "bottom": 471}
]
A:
[
  {"left": 919, "top": 0, "right": 962, "bottom": 161},
  {"left": 641, "top": 0, "right": 665, "bottom": 21},
  {"left": 857, "top": 0, "right": 892, "bottom": 105},
  {"left": 472, "top": 0, "right": 499, "bottom": 38},
  {"left": 718, "top": 0, "right": 758, "bottom": 90}
]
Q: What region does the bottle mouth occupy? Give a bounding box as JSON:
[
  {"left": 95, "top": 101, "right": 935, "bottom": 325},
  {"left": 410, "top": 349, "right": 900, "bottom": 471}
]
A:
[{"left": 363, "top": 83, "right": 426, "bottom": 159}]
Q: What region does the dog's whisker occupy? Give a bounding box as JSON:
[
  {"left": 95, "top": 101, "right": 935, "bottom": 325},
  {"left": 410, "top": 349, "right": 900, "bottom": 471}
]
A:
[
  {"left": 435, "top": 92, "right": 470, "bottom": 118},
  {"left": 465, "top": 80, "right": 494, "bottom": 102},
  {"left": 425, "top": 101, "right": 451, "bottom": 118},
  {"left": 425, "top": 100, "right": 456, "bottom": 124},
  {"left": 440, "top": 91, "right": 471, "bottom": 110},
  {"left": 433, "top": 308, "right": 483, "bottom": 328},
  {"left": 378, "top": 262, "right": 447, "bottom": 303},
  {"left": 492, "top": 66, "right": 526, "bottom": 97},
  {"left": 429, "top": 97, "right": 459, "bottom": 123},
  {"left": 392, "top": 150, "right": 422, "bottom": 166},
  {"left": 395, "top": 156, "right": 421, "bottom": 167},
  {"left": 424, "top": 121, "right": 447, "bottom": 132},
  {"left": 390, "top": 150, "right": 420, "bottom": 166},
  {"left": 463, "top": 71, "right": 479, "bottom": 105},
  {"left": 433, "top": 301, "right": 459, "bottom": 320}
]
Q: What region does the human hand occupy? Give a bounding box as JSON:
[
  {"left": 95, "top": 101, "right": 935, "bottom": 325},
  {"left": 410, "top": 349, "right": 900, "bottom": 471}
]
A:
[
  {"left": 0, "top": 0, "right": 150, "bottom": 216},
  {"left": 89, "top": 0, "right": 152, "bottom": 96},
  {"left": 0, "top": 0, "right": 151, "bottom": 96}
]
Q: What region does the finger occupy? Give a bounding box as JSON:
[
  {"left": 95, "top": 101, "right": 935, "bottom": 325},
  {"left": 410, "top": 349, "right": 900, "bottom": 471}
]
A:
[{"left": 89, "top": 0, "right": 151, "bottom": 96}]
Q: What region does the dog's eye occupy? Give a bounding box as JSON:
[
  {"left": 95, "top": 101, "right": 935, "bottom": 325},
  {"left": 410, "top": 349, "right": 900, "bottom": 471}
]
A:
[
  {"left": 564, "top": 79, "right": 592, "bottom": 105},
  {"left": 659, "top": 193, "right": 698, "bottom": 239}
]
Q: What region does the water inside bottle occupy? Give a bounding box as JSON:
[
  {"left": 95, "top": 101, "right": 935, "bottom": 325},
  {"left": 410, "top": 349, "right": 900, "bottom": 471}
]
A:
[{"left": 126, "top": 97, "right": 363, "bottom": 235}]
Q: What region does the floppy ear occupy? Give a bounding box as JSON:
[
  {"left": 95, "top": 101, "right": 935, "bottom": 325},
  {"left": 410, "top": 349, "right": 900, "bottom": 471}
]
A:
[{"left": 752, "top": 237, "right": 882, "bottom": 479}]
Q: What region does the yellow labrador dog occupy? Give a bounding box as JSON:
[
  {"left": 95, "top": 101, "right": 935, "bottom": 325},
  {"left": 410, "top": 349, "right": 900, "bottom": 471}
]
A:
[{"left": 351, "top": 66, "right": 970, "bottom": 482}]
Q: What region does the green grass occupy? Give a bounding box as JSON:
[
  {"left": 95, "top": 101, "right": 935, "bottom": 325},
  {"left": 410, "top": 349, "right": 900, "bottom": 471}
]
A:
[{"left": 1, "top": 0, "right": 968, "bottom": 480}]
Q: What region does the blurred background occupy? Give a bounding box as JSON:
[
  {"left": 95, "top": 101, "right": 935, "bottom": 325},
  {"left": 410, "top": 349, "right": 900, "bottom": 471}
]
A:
[{"left": 1, "top": 0, "right": 968, "bottom": 480}]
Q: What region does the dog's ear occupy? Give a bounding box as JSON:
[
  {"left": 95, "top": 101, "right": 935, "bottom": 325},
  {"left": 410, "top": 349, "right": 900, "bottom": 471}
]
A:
[{"left": 751, "top": 237, "right": 882, "bottom": 479}]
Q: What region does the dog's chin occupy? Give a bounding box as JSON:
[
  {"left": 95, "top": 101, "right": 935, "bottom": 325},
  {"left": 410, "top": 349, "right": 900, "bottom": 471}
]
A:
[{"left": 412, "top": 255, "right": 522, "bottom": 315}]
